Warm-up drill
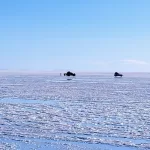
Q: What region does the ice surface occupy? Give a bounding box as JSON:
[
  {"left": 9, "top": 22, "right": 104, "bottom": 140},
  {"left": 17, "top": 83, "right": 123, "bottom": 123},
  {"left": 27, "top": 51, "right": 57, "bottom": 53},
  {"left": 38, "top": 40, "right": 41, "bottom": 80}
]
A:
[{"left": 0, "top": 74, "right": 150, "bottom": 149}]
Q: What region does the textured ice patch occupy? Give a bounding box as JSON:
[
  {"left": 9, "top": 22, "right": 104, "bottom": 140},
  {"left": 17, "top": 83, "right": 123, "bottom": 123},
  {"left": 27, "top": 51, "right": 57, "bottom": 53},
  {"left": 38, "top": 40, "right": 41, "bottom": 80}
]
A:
[{"left": 0, "top": 75, "right": 150, "bottom": 149}]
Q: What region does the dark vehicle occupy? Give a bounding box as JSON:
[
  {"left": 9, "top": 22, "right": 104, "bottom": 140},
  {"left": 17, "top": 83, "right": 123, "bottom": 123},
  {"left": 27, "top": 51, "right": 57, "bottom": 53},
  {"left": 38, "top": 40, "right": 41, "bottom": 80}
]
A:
[
  {"left": 114, "top": 72, "right": 123, "bottom": 77},
  {"left": 64, "top": 71, "right": 76, "bottom": 76}
]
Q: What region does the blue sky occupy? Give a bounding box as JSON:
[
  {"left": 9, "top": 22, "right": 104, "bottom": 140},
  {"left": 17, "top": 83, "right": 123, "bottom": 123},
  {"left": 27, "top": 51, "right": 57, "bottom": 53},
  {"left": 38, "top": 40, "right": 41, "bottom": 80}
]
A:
[{"left": 0, "top": 0, "right": 150, "bottom": 72}]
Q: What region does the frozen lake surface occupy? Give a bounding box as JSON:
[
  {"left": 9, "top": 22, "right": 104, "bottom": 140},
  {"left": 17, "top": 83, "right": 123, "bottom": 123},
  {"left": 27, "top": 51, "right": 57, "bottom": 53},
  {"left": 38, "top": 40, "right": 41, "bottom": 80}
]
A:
[{"left": 0, "top": 73, "right": 150, "bottom": 150}]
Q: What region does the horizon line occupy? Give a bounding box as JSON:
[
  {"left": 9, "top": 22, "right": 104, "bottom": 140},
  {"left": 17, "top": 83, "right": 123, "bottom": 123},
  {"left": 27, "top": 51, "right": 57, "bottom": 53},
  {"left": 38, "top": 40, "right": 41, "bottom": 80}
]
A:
[{"left": 0, "top": 70, "right": 150, "bottom": 75}]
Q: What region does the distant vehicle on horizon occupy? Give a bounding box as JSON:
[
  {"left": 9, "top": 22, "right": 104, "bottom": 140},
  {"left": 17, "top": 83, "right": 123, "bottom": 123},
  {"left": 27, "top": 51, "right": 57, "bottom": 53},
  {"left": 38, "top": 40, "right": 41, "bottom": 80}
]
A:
[
  {"left": 64, "top": 71, "right": 76, "bottom": 76},
  {"left": 114, "top": 72, "right": 123, "bottom": 77}
]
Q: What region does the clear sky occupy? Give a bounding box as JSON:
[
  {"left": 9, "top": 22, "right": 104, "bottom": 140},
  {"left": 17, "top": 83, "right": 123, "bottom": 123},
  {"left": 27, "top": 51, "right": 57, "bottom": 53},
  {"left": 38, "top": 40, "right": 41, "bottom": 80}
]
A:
[{"left": 0, "top": 0, "right": 150, "bottom": 72}]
